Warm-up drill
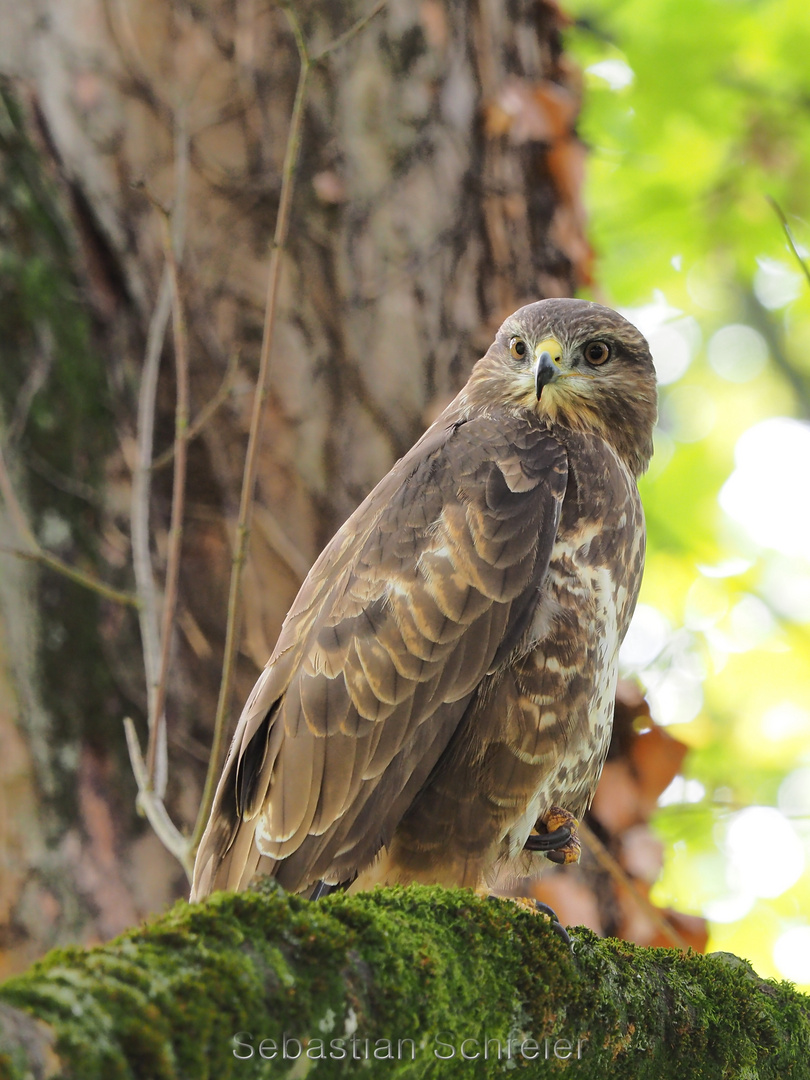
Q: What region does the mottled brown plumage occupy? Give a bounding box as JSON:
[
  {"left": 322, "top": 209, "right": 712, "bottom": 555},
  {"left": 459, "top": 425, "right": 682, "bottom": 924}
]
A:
[{"left": 190, "top": 298, "right": 657, "bottom": 901}]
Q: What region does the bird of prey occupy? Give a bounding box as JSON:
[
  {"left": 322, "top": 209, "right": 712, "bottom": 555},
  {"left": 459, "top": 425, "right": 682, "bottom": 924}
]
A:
[{"left": 190, "top": 298, "right": 657, "bottom": 902}]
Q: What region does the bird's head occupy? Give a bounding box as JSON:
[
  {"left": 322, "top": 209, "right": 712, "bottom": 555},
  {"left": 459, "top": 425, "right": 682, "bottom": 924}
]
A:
[{"left": 468, "top": 298, "right": 658, "bottom": 476}]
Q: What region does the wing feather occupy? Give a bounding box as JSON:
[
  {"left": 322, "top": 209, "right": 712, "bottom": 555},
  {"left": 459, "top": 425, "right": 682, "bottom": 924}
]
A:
[{"left": 190, "top": 408, "right": 568, "bottom": 899}]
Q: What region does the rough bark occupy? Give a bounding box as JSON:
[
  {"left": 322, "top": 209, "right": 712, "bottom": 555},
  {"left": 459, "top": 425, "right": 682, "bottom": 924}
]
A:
[
  {"left": 0, "top": 86, "right": 184, "bottom": 978},
  {"left": 0, "top": 885, "right": 807, "bottom": 1080},
  {"left": 0, "top": 0, "right": 591, "bottom": 972}
]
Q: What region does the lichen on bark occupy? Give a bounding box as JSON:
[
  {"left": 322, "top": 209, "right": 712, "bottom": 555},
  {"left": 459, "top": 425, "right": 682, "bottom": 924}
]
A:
[
  {"left": 0, "top": 884, "right": 807, "bottom": 1079},
  {"left": 0, "top": 82, "right": 116, "bottom": 806},
  {"left": 0, "top": 0, "right": 597, "bottom": 977}
]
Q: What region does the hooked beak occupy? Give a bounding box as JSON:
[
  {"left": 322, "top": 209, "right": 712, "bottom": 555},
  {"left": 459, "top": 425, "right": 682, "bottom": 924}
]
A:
[{"left": 534, "top": 337, "right": 562, "bottom": 399}]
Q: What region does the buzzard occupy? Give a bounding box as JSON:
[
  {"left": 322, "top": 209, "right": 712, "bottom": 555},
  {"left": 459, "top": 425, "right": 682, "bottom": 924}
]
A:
[{"left": 191, "top": 298, "right": 657, "bottom": 901}]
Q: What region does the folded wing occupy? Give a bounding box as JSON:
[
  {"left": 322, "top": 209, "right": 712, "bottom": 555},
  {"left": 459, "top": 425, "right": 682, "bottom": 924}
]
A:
[{"left": 190, "top": 409, "right": 568, "bottom": 899}]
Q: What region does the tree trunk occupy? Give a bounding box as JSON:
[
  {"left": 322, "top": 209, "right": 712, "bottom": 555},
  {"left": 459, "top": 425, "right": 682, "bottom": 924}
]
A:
[
  {"left": 1, "top": 885, "right": 807, "bottom": 1079},
  {"left": 0, "top": 0, "right": 591, "bottom": 971}
]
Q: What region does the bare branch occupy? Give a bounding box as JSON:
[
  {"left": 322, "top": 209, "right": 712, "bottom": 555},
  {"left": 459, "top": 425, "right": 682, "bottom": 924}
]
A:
[
  {"left": 190, "top": 4, "right": 311, "bottom": 853},
  {"left": 0, "top": 543, "right": 139, "bottom": 608},
  {"left": 0, "top": 442, "right": 138, "bottom": 607},
  {"left": 147, "top": 206, "right": 190, "bottom": 791},
  {"left": 311, "top": 0, "right": 387, "bottom": 62},
  {"left": 739, "top": 287, "right": 810, "bottom": 420},
  {"left": 25, "top": 450, "right": 102, "bottom": 506},
  {"left": 190, "top": 0, "right": 390, "bottom": 855},
  {"left": 6, "top": 327, "right": 53, "bottom": 445},
  {"left": 578, "top": 819, "right": 691, "bottom": 952},
  {"left": 152, "top": 350, "right": 240, "bottom": 471},
  {"left": 253, "top": 505, "right": 311, "bottom": 583},
  {"left": 0, "top": 440, "right": 38, "bottom": 548},
  {"left": 124, "top": 718, "right": 192, "bottom": 879},
  {"left": 767, "top": 195, "right": 810, "bottom": 292},
  {"left": 283, "top": 0, "right": 311, "bottom": 64},
  {"left": 130, "top": 114, "right": 190, "bottom": 802},
  {"left": 131, "top": 269, "right": 171, "bottom": 788}
]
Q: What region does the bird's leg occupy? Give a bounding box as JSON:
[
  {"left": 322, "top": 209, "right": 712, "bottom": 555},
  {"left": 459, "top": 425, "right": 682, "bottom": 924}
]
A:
[{"left": 524, "top": 805, "right": 581, "bottom": 865}]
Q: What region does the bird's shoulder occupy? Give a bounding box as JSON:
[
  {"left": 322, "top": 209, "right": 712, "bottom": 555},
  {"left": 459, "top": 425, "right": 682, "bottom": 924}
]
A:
[
  {"left": 282, "top": 406, "right": 567, "bottom": 633},
  {"left": 235, "top": 407, "right": 569, "bottom": 737},
  {"left": 549, "top": 426, "right": 644, "bottom": 540}
]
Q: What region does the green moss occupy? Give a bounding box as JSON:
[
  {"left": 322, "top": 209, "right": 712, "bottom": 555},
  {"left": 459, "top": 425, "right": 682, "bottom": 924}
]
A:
[{"left": 1, "top": 885, "right": 808, "bottom": 1078}]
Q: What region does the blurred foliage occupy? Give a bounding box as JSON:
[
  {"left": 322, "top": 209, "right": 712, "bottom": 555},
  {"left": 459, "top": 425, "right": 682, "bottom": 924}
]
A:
[{"left": 565, "top": 0, "right": 810, "bottom": 990}]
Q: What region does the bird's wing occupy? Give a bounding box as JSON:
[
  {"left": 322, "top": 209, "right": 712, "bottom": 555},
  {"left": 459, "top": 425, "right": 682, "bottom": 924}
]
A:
[{"left": 191, "top": 410, "right": 568, "bottom": 899}]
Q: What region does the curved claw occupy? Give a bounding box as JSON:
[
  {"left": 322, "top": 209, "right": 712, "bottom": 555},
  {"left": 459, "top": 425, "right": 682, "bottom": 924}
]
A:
[
  {"left": 533, "top": 901, "right": 573, "bottom": 947},
  {"left": 485, "top": 896, "right": 573, "bottom": 947},
  {"left": 523, "top": 825, "right": 573, "bottom": 852},
  {"left": 548, "top": 919, "right": 573, "bottom": 947},
  {"left": 533, "top": 901, "right": 560, "bottom": 919}
]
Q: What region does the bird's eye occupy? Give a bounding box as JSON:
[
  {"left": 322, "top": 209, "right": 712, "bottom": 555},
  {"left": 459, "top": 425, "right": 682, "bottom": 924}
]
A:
[
  {"left": 510, "top": 338, "right": 527, "bottom": 360},
  {"left": 585, "top": 341, "right": 611, "bottom": 366}
]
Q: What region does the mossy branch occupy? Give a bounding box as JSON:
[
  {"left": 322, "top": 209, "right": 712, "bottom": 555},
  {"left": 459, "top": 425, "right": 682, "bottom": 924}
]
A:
[{"left": 1, "top": 885, "right": 808, "bottom": 1080}]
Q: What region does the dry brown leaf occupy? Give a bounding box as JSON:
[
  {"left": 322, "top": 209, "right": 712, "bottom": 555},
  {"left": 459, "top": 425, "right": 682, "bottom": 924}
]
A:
[
  {"left": 631, "top": 724, "right": 689, "bottom": 816},
  {"left": 620, "top": 824, "right": 665, "bottom": 885},
  {"left": 485, "top": 77, "right": 578, "bottom": 144},
  {"left": 529, "top": 875, "right": 604, "bottom": 934},
  {"left": 419, "top": 0, "right": 448, "bottom": 51},
  {"left": 591, "top": 759, "right": 643, "bottom": 833},
  {"left": 651, "top": 909, "right": 709, "bottom": 952}
]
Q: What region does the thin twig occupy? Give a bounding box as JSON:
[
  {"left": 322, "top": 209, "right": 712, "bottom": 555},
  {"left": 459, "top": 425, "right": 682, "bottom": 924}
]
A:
[
  {"left": 0, "top": 442, "right": 38, "bottom": 547},
  {"left": 26, "top": 450, "right": 102, "bottom": 506},
  {"left": 152, "top": 350, "right": 240, "bottom": 471},
  {"left": 129, "top": 114, "right": 190, "bottom": 802},
  {"left": 739, "top": 288, "right": 810, "bottom": 420},
  {"left": 147, "top": 207, "right": 190, "bottom": 790},
  {"left": 7, "top": 329, "right": 53, "bottom": 445},
  {"left": 311, "top": 0, "right": 387, "bottom": 62},
  {"left": 578, "top": 819, "right": 692, "bottom": 952},
  {"left": 0, "top": 442, "right": 138, "bottom": 607},
  {"left": 767, "top": 195, "right": 810, "bottom": 292},
  {"left": 124, "top": 718, "right": 192, "bottom": 878},
  {"left": 189, "top": 6, "right": 311, "bottom": 854},
  {"left": 0, "top": 544, "right": 140, "bottom": 608},
  {"left": 190, "top": 0, "right": 390, "bottom": 855},
  {"left": 131, "top": 269, "right": 171, "bottom": 773},
  {"left": 253, "top": 505, "right": 312, "bottom": 582}
]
